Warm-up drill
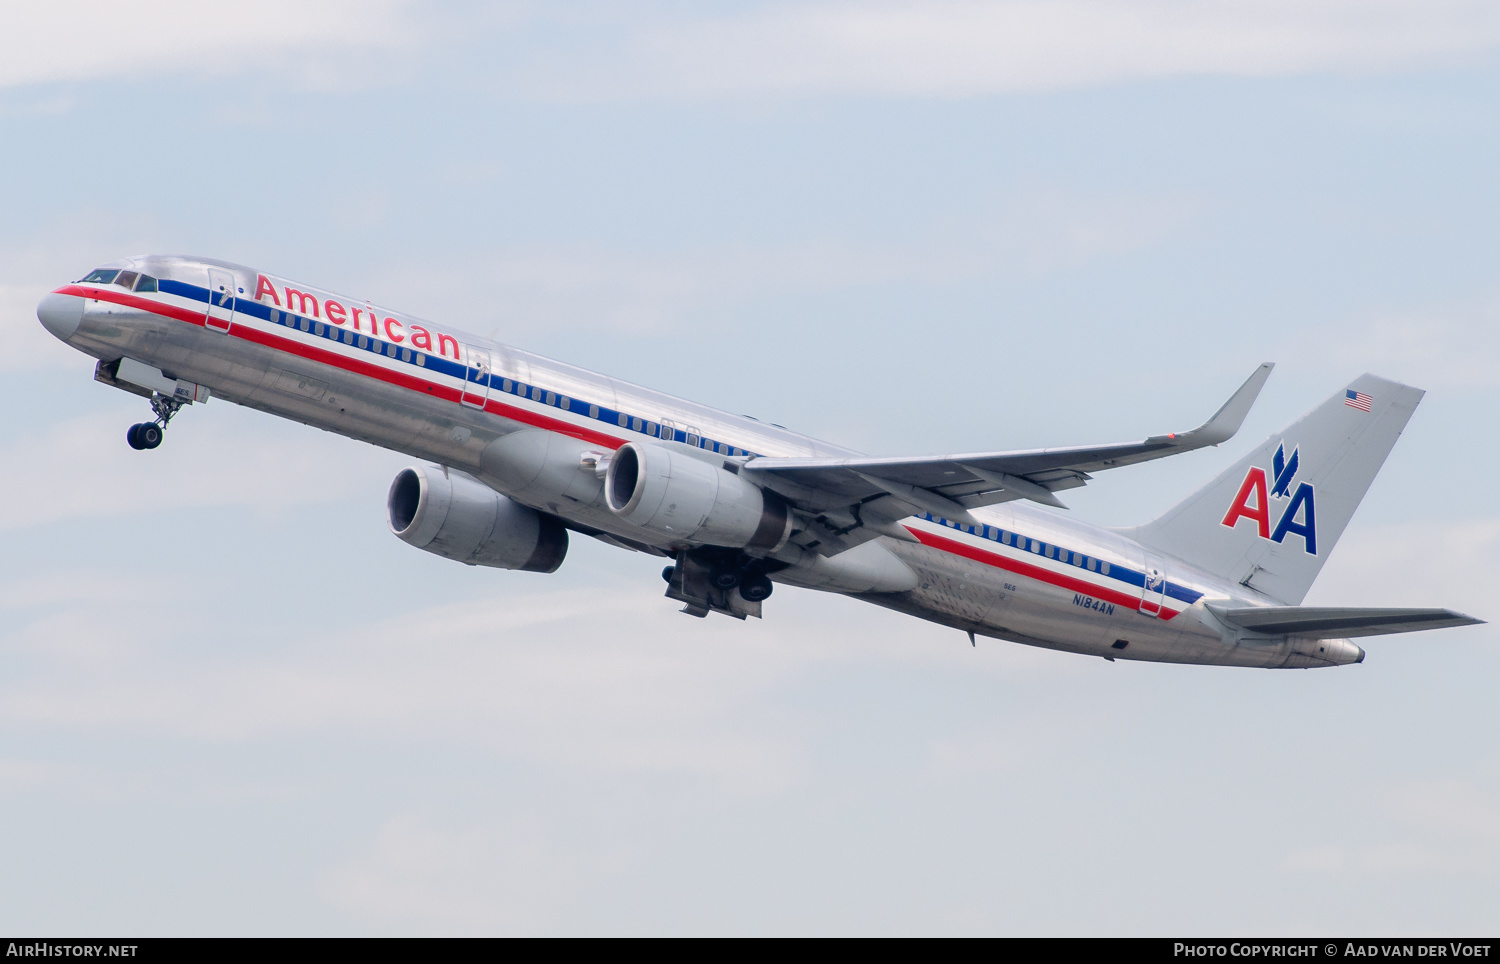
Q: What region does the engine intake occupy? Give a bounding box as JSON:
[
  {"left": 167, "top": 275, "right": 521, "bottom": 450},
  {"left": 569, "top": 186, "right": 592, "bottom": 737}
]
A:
[
  {"left": 388, "top": 465, "right": 567, "bottom": 572},
  {"left": 604, "top": 442, "right": 791, "bottom": 551}
]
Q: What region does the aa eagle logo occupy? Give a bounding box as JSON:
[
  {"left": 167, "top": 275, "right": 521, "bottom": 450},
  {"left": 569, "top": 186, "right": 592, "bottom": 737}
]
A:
[{"left": 1221, "top": 442, "right": 1317, "bottom": 555}]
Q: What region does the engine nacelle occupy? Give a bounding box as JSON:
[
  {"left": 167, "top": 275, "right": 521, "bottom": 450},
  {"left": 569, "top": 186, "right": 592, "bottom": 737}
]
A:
[
  {"left": 603, "top": 442, "right": 791, "bottom": 551},
  {"left": 387, "top": 465, "right": 567, "bottom": 572}
]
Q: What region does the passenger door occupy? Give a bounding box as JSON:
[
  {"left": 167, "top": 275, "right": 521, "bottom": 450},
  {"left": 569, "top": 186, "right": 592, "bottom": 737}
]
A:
[
  {"left": 1140, "top": 552, "right": 1167, "bottom": 618},
  {"left": 205, "top": 269, "right": 236, "bottom": 334},
  {"left": 461, "top": 345, "right": 491, "bottom": 409}
]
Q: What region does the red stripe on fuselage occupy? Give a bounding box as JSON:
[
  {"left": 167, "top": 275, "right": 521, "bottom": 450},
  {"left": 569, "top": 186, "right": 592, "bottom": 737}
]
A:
[
  {"left": 57, "top": 284, "right": 628, "bottom": 450},
  {"left": 57, "top": 284, "right": 207, "bottom": 327},
  {"left": 905, "top": 525, "right": 1179, "bottom": 620},
  {"left": 66, "top": 282, "right": 1172, "bottom": 603}
]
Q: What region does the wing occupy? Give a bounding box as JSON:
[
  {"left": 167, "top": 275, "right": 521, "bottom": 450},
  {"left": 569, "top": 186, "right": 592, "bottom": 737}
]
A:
[{"left": 744, "top": 364, "right": 1273, "bottom": 554}]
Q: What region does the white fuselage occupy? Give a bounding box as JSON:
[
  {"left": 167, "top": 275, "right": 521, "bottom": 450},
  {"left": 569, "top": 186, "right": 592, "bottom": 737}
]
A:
[{"left": 42, "top": 255, "right": 1363, "bottom": 668}]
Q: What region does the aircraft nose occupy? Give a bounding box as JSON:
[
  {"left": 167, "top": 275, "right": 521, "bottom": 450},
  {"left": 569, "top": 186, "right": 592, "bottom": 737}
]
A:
[{"left": 37, "top": 291, "right": 84, "bottom": 343}]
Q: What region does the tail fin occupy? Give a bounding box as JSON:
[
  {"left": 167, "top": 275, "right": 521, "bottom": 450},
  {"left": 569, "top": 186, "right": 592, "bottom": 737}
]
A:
[{"left": 1130, "top": 374, "right": 1424, "bottom": 605}]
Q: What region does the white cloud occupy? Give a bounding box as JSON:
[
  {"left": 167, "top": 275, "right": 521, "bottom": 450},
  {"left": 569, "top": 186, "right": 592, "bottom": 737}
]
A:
[
  {"left": 390, "top": 186, "right": 1200, "bottom": 336},
  {"left": 0, "top": 577, "right": 1048, "bottom": 792},
  {"left": 11, "top": 2, "right": 1498, "bottom": 98},
  {"left": 1284, "top": 781, "right": 1500, "bottom": 876},
  {"left": 0, "top": 284, "right": 80, "bottom": 372},
  {"left": 0, "top": 406, "right": 396, "bottom": 531},
  {"left": 323, "top": 817, "right": 582, "bottom": 935},
  {"left": 1389, "top": 781, "right": 1500, "bottom": 851},
  {"left": 1311, "top": 295, "right": 1500, "bottom": 391},
  {"left": 0, "top": 585, "right": 803, "bottom": 788},
  {"left": 0, "top": 0, "right": 412, "bottom": 90},
  {"left": 497, "top": 1, "right": 1500, "bottom": 101},
  {"left": 1305, "top": 519, "right": 1500, "bottom": 623},
  {"left": 1284, "top": 844, "right": 1346, "bottom": 872}
]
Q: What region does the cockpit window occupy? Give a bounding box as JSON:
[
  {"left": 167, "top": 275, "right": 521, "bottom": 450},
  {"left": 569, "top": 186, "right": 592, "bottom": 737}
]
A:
[
  {"left": 79, "top": 269, "right": 119, "bottom": 284},
  {"left": 115, "top": 270, "right": 139, "bottom": 289},
  {"left": 134, "top": 274, "right": 158, "bottom": 293}
]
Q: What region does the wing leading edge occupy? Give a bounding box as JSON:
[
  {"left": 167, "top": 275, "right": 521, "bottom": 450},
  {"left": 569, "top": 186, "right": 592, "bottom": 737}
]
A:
[{"left": 744, "top": 364, "right": 1273, "bottom": 549}]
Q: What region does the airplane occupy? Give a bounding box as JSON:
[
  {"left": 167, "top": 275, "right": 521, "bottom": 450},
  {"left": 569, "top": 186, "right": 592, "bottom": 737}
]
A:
[{"left": 35, "top": 255, "right": 1482, "bottom": 668}]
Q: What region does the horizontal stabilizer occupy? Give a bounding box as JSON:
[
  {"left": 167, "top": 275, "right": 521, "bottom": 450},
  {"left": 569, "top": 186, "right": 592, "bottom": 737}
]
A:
[{"left": 1208, "top": 605, "right": 1484, "bottom": 639}]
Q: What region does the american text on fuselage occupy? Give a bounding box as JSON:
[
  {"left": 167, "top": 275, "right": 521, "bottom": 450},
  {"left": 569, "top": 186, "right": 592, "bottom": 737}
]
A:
[{"left": 35, "top": 255, "right": 1482, "bottom": 668}]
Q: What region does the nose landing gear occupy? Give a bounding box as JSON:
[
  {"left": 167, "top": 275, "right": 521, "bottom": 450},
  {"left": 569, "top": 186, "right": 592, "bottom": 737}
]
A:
[{"left": 125, "top": 394, "right": 184, "bottom": 451}]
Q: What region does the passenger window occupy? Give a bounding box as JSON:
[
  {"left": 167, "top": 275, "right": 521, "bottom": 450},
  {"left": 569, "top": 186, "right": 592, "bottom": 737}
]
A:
[
  {"left": 1100, "top": 562, "right": 1110, "bottom": 575},
  {"left": 80, "top": 269, "right": 119, "bottom": 284},
  {"left": 300, "top": 319, "right": 310, "bottom": 332},
  {"left": 315, "top": 323, "right": 325, "bottom": 336},
  {"left": 343, "top": 331, "right": 353, "bottom": 344},
  {"left": 546, "top": 392, "right": 556, "bottom": 406},
  {"left": 114, "top": 271, "right": 138, "bottom": 289},
  {"left": 646, "top": 421, "right": 657, "bottom": 436},
  {"left": 134, "top": 275, "right": 158, "bottom": 293},
  {"left": 560, "top": 397, "right": 570, "bottom": 411},
  {"left": 358, "top": 336, "right": 369, "bottom": 350},
  {"left": 502, "top": 379, "right": 512, "bottom": 393},
  {"left": 531, "top": 386, "right": 542, "bottom": 401},
  {"left": 401, "top": 348, "right": 412, "bottom": 362},
  {"left": 618, "top": 413, "right": 628, "bottom": 427},
  {"left": 589, "top": 404, "right": 599, "bottom": 419},
  {"left": 631, "top": 418, "right": 642, "bottom": 431},
  {"left": 416, "top": 353, "right": 426, "bottom": 366}
]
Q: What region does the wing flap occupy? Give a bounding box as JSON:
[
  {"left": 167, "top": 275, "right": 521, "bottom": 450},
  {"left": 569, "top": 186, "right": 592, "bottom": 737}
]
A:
[{"left": 1209, "top": 605, "right": 1485, "bottom": 638}]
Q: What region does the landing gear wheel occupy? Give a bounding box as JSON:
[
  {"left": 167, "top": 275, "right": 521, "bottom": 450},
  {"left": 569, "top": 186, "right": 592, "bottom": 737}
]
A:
[
  {"left": 126, "top": 424, "right": 146, "bottom": 450},
  {"left": 739, "top": 575, "right": 773, "bottom": 602},
  {"left": 137, "top": 423, "right": 163, "bottom": 449},
  {"left": 662, "top": 565, "right": 677, "bottom": 584},
  {"left": 710, "top": 567, "right": 742, "bottom": 590}
]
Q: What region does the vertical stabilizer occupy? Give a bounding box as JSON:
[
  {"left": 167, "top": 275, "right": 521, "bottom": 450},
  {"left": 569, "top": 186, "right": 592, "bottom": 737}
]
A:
[{"left": 1129, "top": 375, "right": 1423, "bottom": 605}]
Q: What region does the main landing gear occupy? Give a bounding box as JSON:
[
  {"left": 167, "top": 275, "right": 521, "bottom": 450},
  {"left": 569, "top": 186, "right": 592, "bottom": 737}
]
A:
[
  {"left": 664, "top": 561, "right": 774, "bottom": 603},
  {"left": 662, "top": 549, "right": 784, "bottom": 618},
  {"left": 126, "top": 394, "right": 184, "bottom": 451}
]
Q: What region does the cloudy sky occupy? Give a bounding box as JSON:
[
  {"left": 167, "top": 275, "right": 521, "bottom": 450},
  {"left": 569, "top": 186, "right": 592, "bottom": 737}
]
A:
[{"left": 1, "top": 0, "right": 1497, "bottom": 935}]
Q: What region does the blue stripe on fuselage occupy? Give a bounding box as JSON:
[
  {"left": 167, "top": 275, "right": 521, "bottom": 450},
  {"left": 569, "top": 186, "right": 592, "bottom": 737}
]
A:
[{"left": 156, "top": 277, "right": 1206, "bottom": 609}]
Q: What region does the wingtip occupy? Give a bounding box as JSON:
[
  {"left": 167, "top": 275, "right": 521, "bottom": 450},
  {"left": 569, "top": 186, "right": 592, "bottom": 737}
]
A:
[{"left": 1188, "top": 362, "right": 1275, "bottom": 447}]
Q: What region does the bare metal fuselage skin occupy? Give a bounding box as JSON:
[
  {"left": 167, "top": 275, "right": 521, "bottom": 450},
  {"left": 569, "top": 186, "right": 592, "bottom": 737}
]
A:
[{"left": 43, "top": 255, "right": 1362, "bottom": 668}]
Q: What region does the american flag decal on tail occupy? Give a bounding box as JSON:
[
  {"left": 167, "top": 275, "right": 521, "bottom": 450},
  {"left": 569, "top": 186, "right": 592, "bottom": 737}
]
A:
[{"left": 1345, "top": 389, "right": 1372, "bottom": 412}]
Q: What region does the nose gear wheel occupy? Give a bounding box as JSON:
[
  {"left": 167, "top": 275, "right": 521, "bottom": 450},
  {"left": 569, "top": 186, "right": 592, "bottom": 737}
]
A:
[{"left": 125, "top": 393, "right": 185, "bottom": 451}]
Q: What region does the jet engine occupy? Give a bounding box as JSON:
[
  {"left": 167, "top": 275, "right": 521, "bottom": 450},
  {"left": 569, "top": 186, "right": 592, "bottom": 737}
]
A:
[
  {"left": 387, "top": 465, "right": 567, "bottom": 572},
  {"left": 603, "top": 442, "right": 792, "bottom": 551}
]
